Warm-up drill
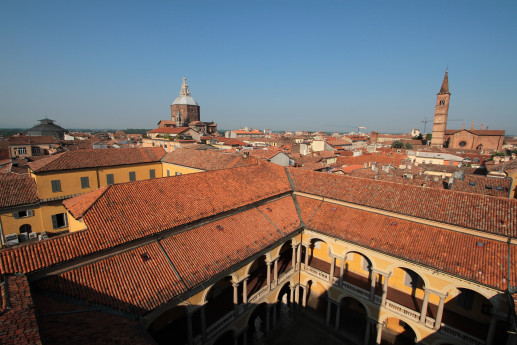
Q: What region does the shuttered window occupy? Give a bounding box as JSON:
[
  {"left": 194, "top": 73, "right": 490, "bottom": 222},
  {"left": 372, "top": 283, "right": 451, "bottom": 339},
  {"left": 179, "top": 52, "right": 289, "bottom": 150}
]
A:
[
  {"left": 149, "top": 169, "right": 155, "bottom": 179},
  {"left": 80, "top": 176, "right": 90, "bottom": 189},
  {"left": 51, "top": 213, "right": 68, "bottom": 229},
  {"left": 129, "top": 171, "right": 136, "bottom": 181},
  {"left": 13, "top": 210, "right": 34, "bottom": 219},
  {"left": 51, "top": 180, "right": 61, "bottom": 193},
  {"left": 106, "top": 174, "right": 114, "bottom": 185}
]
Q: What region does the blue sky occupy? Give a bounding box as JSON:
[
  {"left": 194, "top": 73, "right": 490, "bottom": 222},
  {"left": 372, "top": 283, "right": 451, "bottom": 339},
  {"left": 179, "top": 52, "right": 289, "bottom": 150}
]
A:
[{"left": 1, "top": 1, "right": 516, "bottom": 134}]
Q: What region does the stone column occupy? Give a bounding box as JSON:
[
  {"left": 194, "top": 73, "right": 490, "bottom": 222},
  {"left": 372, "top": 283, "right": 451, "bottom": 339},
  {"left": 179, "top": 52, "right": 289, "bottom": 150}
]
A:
[
  {"left": 273, "top": 258, "right": 278, "bottom": 286},
  {"left": 291, "top": 244, "right": 297, "bottom": 271},
  {"left": 326, "top": 300, "right": 332, "bottom": 325},
  {"left": 339, "top": 257, "right": 345, "bottom": 286},
  {"left": 375, "top": 321, "right": 383, "bottom": 345},
  {"left": 334, "top": 303, "right": 341, "bottom": 330},
  {"left": 266, "top": 261, "right": 272, "bottom": 290},
  {"left": 487, "top": 315, "right": 499, "bottom": 345},
  {"left": 434, "top": 293, "right": 447, "bottom": 330},
  {"left": 302, "top": 285, "right": 308, "bottom": 308},
  {"left": 296, "top": 244, "right": 302, "bottom": 271},
  {"left": 294, "top": 284, "right": 300, "bottom": 304},
  {"left": 243, "top": 277, "right": 249, "bottom": 305},
  {"left": 200, "top": 305, "right": 207, "bottom": 341},
  {"left": 186, "top": 308, "right": 193, "bottom": 345},
  {"left": 265, "top": 304, "right": 271, "bottom": 334},
  {"left": 364, "top": 319, "right": 372, "bottom": 345},
  {"left": 419, "top": 289, "right": 430, "bottom": 324},
  {"left": 369, "top": 271, "right": 377, "bottom": 301},
  {"left": 290, "top": 285, "right": 295, "bottom": 304},
  {"left": 233, "top": 281, "right": 241, "bottom": 314},
  {"left": 329, "top": 257, "right": 336, "bottom": 283},
  {"left": 271, "top": 303, "right": 277, "bottom": 329},
  {"left": 304, "top": 243, "right": 310, "bottom": 269},
  {"left": 381, "top": 274, "right": 390, "bottom": 306}
]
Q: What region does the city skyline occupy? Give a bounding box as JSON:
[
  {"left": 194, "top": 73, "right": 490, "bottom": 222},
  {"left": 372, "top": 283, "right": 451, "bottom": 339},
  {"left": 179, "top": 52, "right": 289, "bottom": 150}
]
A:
[{"left": 1, "top": 1, "right": 516, "bottom": 134}]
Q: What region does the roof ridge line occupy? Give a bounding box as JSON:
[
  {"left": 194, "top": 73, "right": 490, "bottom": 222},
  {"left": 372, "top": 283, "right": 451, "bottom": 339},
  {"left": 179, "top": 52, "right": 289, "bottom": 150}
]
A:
[
  {"left": 79, "top": 185, "right": 112, "bottom": 218},
  {"left": 256, "top": 204, "right": 286, "bottom": 237},
  {"left": 283, "top": 168, "right": 306, "bottom": 228},
  {"left": 157, "top": 241, "right": 189, "bottom": 292}
]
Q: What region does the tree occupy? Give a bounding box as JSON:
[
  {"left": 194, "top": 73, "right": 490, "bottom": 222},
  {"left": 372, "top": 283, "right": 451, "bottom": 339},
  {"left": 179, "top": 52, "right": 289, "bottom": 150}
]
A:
[
  {"left": 405, "top": 143, "right": 413, "bottom": 149},
  {"left": 425, "top": 133, "right": 432, "bottom": 141},
  {"left": 392, "top": 141, "right": 404, "bottom": 149}
]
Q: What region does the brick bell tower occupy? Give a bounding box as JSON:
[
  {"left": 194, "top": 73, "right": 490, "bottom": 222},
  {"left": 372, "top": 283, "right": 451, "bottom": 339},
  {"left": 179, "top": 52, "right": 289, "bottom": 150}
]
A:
[{"left": 431, "top": 70, "right": 450, "bottom": 147}]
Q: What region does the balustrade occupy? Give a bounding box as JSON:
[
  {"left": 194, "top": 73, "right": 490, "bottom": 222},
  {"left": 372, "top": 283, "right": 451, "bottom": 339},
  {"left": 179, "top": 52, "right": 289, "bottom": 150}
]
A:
[
  {"left": 206, "top": 310, "right": 235, "bottom": 339},
  {"left": 385, "top": 300, "right": 420, "bottom": 322},
  {"left": 441, "top": 324, "right": 486, "bottom": 345}
]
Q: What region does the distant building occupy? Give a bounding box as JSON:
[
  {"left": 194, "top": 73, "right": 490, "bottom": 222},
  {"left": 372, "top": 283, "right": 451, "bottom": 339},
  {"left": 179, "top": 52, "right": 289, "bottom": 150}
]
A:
[
  {"left": 430, "top": 71, "right": 504, "bottom": 150},
  {"left": 26, "top": 118, "right": 67, "bottom": 140}
]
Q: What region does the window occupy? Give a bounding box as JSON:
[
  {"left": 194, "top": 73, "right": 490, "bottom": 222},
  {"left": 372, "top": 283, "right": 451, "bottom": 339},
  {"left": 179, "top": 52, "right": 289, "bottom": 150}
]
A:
[
  {"left": 19, "top": 224, "right": 32, "bottom": 234},
  {"left": 149, "top": 169, "right": 155, "bottom": 179},
  {"left": 13, "top": 210, "right": 34, "bottom": 219},
  {"left": 469, "top": 181, "right": 477, "bottom": 186},
  {"left": 32, "top": 147, "right": 41, "bottom": 154},
  {"left": 51, "top": 213, "right": 68, "bottom": 229},
  {"left": 404, "top": 270, "right": 420, "bottom": 288},
  {"left": 362, "top": 257, "right": 370, "bottom": 271},
  {"left": 106, "top": 174, "right": 114, "bottom": 185},
  {"left": 129, "top": 171, "right": 136, "bottom": 182},
  {"left": 15, "top": 147, "right": 27, "bottom": 155},
  {"left": 439, "top": 99, "right": 445, "bottom": 105},
  {"left": 496, "top": 186, "right": 504, "bottom": 191},
  {"left": 167, "top": 169, "right": 170, "bottom": 177},
  {"left": 80, "top": 176, "right": 90, "bottom": 189},
  {"left": 485, "top": 185, "right": 494, "bottom": 190},
  {"left": 175, "top": 172, "right": 182, "bottom": 176},
  {"left": 51, "top": 180, "right": 62, "bottom": 193},
  {"left": 459, "top": 140, "right": 467, "bottom": 147}
]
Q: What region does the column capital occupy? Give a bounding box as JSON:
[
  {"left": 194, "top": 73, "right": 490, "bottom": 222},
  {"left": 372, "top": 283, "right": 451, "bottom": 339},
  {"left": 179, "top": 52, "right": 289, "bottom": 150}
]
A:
[
  {"left": 237, "top": 275, "right": 250, "bottom": 283},
  {"left": 372, "top": 269, "right": 391, "bottom": 277},
  {"left": 270, "top": 255, "right": 280, "bottom": 262},
  {"left": 265, "top": 260, "right": 273, "bottom": 266},
  {"left": 232, "top": 281, "right": 240, "bottom": 288},
  {"left": 424, "top": 287, "right": 447, "bottom": 298}
]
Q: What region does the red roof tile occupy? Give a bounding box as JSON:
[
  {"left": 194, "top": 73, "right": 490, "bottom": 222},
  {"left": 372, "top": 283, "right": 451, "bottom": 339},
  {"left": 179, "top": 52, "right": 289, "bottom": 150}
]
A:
[
  {"left": 162, "top": 148, "right": 256, "bottom": 170},
  {"left": 0, "top": 175, "right": 38, "bottom": 208},
  {"left": 28, "top": 147, "right": 166, "bottom": 172},
  {"left": 147, "top": 127, "right": 190, "bottom": 134},
  {"left": 288, "top": 168, "right": 517, "bottom": 237},
  {"left": 300, "top": 197, "right": 516, "bottom": 290},
  {"left": 0, "top": 275, "right": 42, "bottom": 345}
]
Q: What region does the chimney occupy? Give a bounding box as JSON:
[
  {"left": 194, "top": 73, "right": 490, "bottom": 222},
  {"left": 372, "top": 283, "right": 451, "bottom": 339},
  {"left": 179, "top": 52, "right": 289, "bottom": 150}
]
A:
[
  {"left": 480, "top": 123, "right": 484, "bottom": 130},
  {"left": 462, "top": 123, "right": 465, "bottom": 130},
  {"left": 471, "top": 120, "right": 475, "bottom": 129}
]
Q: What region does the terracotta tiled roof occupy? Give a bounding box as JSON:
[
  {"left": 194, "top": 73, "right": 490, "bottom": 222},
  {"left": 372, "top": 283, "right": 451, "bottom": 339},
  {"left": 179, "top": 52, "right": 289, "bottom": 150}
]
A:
[
  {"left": 224, "top": 139, "right": 249, "bottom": 146},
  {"left": 162, "top": 148, "right": 256, "bottom": 171},
  {"left": 37, "top": 242, "right": 186, "bottom": 315},
  {"left": 299, "top": 197, "right": 516, "bottom": 290},
  {"left": 7, "top": 135, "right": 58, "bottom": 145},
  {"left": 147, "top": 127, "right": 190, "bottom": 134},
  {"left": 63, "top": 186, "right": 110, "bottom": 218},
  {"left": 336, "top": 153, "right": 407, "bottom": 166},
  {"left": 0, "top": 175, "right": 38, "bottom": 208},
  {"left": 248, "top": 150, "right": 282, "bottom": 160},
  {"left": 450, "top": 175, "right": 511, "bottom": 198},
  {"left": 0, "top": 275, "right": 42, "bottom": 345},
  {"left": 233, "top": 130, "right": 263, "bottom": 135},
  {"left": 288, "top": 168, "right": 517, "bottom": 237},
  {"left": 28, "top": 147, "right": 166, "bottom": 172},
  {"left": 0, "top": 162, "right": 291, "bottom": 275},
  {"left": 33, "top": 289, "right": 156, "bottom": 344},
  {"left": 35, "top": 198, "right": 300, "bottom": 315}
]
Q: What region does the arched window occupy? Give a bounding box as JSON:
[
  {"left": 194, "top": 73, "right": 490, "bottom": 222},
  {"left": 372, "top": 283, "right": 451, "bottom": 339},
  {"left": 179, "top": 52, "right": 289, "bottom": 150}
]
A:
[
  {"left": 440, "top": 99, "right": 445, "bottom": 105},
  {"left": 19, "top": 224, "right": 32, "bottom": 234}
]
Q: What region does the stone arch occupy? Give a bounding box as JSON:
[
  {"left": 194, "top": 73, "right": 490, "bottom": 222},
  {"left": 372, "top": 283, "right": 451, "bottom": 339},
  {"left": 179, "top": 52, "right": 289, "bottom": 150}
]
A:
[
  {"left": 212, "top": 329, "right": 235, "bottom": 345},
  {"left": 378, "top": 315, "right": 421, "bottom": 344},
  {"left": 271, "top": 281, "right": 293, "bottom": 304},
  {"left": 440, "top": 283, "right": 495, "bottom": 306},
  {"left": 276, "top": 239, "right": 294, "bottom": 276},
  {"left": 244, "top": 254, "right": 268, "bottom": 277},
  {"left": 246, "top": 255, "right": 268, "bottom": 298},
  {"left": 338, "top": 296, "right": 370, "bottom": 342},
  {"left": 204, "top": 276, "right": 234, "bottom": 329},
  {"left": 344, "top": 250, "right": 376, "bottom": 271},
  {"left": 304, "top": 279, "right": 328, "bottom": 319},
  {"left": 386, "top": 263, "right": 430, "bottom": 290},
  {"left": 19, "top": 224, "right": 32, "bottom": 234},
  {"left": 336, "top": 292, "right": 371, "bottom": 319},
  {"left": 147, "top": 304, "right": 189, "bottom": 345}
]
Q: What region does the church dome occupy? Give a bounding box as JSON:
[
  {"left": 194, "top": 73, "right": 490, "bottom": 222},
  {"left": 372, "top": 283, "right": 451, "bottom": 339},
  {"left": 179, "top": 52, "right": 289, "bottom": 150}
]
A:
[
  {"left": 172, "top": 77, "right": 198, "bottom": 106},
  {"left": 26, "top": 118, "right": 66, "bottom": 140}
]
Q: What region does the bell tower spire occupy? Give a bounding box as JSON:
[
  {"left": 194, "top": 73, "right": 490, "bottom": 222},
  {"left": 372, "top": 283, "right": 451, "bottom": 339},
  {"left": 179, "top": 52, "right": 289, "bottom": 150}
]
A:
[
  {"left": 179, "top": 76, "right": 191, "bottom": 97},
  {"left": 431, "top": 70, "right": 451, "bottom": 147}
]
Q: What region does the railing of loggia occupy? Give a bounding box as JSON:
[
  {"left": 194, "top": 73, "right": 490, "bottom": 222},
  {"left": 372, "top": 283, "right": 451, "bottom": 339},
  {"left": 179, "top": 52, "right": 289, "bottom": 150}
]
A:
[
  {"left": 248, "top": 284, "right": 270, "bottom": 304},
  {"left": 441, "top": 324, "right": 486, "bottom": 345},
  {"left": 385, "top": 300, "right": 420, "bottom": 322},
  {"left": 206, "top": 310, "right": 235, "bottom": 339},
  {"left": 340, "top": 281, "right": 370, "bottom": 299},
  {"left": 306, "top": 265, "right": 330, "bottom": 281}
]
